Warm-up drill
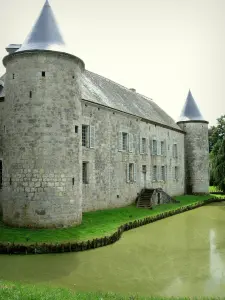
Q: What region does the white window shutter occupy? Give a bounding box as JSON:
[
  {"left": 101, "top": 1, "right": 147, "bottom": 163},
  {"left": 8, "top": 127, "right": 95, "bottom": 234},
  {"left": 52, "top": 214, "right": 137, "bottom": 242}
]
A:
[
  {"left": 126, "top": 163, "right": 130, "bottom": 183},
  {"left": 129, "top": 133, "right": 133, "bottom": 153},
  {"left": 165, "top": 165, "right": 167, "bottom": 181},
  {"left": 140, "top": 136, "right": 142, "bottom": 154},
  {"left": 157, "top": 141, "right": 160, "bottom": 156},
  {"left": 145, "top": 138, "right": 148, "bottom": 154},
  {"left": 150, "top": 139, "right": 153, "bottom": 155},
  {"left": 164, "top": 139, "right": 167, "bottom": 156},
  {"left": 89, "top": 125, "right": 95, "bottom": 148},
  {"left": 118, "top": 131, "right": 123, "bottom": 151},
  {"left": 156, "top": 166, "right": 159, "bottom": 181},
  {"left": 133, "top": 163, "right": 137, "bottom": 182}
]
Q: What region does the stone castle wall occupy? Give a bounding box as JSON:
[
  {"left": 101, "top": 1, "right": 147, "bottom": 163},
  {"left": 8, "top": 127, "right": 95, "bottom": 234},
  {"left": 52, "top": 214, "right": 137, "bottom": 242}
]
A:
[
  {"left": 178, "top": 121, "right": 209, "bottom": 194},
  {"left": 1, "top": 51, "right": 84, "bottom": 228},
  {"left": 81, "top": 101, "right": 185, "bottom": 212}
]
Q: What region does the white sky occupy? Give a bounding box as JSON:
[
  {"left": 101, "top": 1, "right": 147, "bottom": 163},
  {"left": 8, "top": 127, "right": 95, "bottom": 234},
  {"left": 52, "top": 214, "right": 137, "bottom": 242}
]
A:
[{"left": 0, "top": 0, "right": 224, "bottom": 126}]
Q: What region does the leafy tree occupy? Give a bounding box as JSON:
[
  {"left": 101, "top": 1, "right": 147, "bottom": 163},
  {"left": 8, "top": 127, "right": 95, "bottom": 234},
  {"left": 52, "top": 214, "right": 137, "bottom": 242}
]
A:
[
  {"left": 209, "top": 115, "right": 225, "bottom": 152},
  {"left": 210, "top": 139, "right": 225, "bottom": 192}
]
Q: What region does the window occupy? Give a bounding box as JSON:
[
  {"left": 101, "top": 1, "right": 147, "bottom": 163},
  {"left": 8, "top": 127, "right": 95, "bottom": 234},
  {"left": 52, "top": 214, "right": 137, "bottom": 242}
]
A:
[
  {"left": 82, "top": 162, "right": 88, "bottom": 184},
  {"left": 129, "top": 163, "right": 134, "bottom": 182},
  {"left": 75, "top": 126, "right": 78, "bottom": 133},
  {"left": 126, "top": 163, "right": 136, "bottom": 183},
  {"left": 160, "top": 141, "right": 165, "bottom": 156},
  {"left": 42, "top": 71, "right": 45, "bottom": 77},
  {"left": 174, "top": 166, "right": 178, "bottom": 181},
  {"left": 0, "top": 160, "right": 2, "bottom": 190},
  {"left": 161, "top": 166, "right": 166, "bottom": 181},
  {"left": 82, "top": 125, "right": 95, "bottom": 148},
  {"left": 153, "top": 165, "right": 157, "bottom": 181},
  {"left": 82, "top": 125, "right": 89, "bottom": 147},
  {"left": 12, "top": 74, "right": 15, "bottom": 79},
  {"left": 152, "top": 140, "right": 157, "bottom": 155},
  {"left": 140, "top": 138, "right": 147, "bottom": 154},
  {"left": 173, "top": 143, "right": 178, "bottom": 158},
  {"left": 142, "top": 165, "right": 147, "bottom": 173},
  {"left": 122, "top": 132, "right": 128, "bottom": 151},
  {"left": 29, "top": 91, "right": 32, "bottom": 98}
]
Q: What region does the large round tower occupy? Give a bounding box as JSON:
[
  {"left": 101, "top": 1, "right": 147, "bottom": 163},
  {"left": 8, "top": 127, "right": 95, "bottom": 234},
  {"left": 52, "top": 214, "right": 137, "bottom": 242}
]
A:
[
  {"left": 2, "top": 0, "right": 84, "bottom": 227},
  {"left": 177, "top": 90, "right": 209, "bottom": 194}
]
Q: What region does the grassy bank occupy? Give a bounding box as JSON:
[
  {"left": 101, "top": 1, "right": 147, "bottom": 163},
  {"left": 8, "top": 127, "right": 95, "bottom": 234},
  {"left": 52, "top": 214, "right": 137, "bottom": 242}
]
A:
[
  {"left": 0, "top": 281, "right": 223, "bottom": 300},
  {"left": 0, "top": 194, "right": 223, "bottom": 245}
]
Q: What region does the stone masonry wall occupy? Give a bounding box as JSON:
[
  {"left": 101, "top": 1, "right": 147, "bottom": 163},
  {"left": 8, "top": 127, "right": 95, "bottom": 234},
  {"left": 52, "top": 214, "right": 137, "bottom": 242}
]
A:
[
  {"left": 81, "top": 101, "right": 185, "bottom": 212},
  {"left": 178, "top": 122, "right": 209, "bottom": 194},
  {"left": 1, "top": 51, "right": 84, "bottom": 228}
]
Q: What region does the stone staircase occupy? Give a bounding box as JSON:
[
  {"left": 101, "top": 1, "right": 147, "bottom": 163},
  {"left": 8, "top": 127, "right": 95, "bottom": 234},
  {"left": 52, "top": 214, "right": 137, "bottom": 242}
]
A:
[{"left": 136, "top": 189, "right": 154, "bottom": 209}]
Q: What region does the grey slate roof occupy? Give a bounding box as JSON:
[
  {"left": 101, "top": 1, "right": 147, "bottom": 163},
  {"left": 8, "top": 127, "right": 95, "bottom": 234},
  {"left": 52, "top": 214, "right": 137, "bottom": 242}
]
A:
[
  {"left": 0, "top": 70, "right": 181, "bottom": 130},
  {"left": 178, "top": 90, "right": 205, "bottom": 122},
  {"left": 82, "top": 71, "right": 181, "bottom": 130},
  {"left": 16, "top": 0, "right": 67, "bottom": 54}
]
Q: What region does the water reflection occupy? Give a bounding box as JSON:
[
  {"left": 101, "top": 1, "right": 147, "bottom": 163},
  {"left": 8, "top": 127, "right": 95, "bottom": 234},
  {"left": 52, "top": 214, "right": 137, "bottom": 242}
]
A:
[{"left": 0, "top": 203, "right": 225, "bottom": 297}]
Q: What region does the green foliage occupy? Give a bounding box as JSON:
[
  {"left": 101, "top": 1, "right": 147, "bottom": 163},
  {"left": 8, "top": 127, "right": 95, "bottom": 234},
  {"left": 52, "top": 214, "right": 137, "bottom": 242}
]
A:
[
  {"left": 210, "top": 139, "right": 225, "bottom": 192},
  {"left": 0, "top": 195, "right": 221, "bottom": 246},
  {"left": 209, "top": 115, "right": 225, "bottom": 187},
  {"left": 0, "top": 281, "right": 223, "bottom": 300},
  {"left": 209, "top": 114, "right": 225, "bottom": 152}
]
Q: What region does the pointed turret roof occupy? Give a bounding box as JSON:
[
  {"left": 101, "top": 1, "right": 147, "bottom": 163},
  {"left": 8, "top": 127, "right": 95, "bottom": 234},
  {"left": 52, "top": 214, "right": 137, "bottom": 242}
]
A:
[
  {"left": 16, "top": 0, "right": 67, "bottom": 53},
  {"left": 177, "top": 90, "right": 206, "bottom": 122}
]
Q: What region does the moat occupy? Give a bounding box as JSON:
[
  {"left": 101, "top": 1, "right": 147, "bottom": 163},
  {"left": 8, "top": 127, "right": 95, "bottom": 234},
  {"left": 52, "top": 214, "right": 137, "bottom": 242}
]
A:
[{"left": 0, "top": 202, "right": 225, "bottom": 298}]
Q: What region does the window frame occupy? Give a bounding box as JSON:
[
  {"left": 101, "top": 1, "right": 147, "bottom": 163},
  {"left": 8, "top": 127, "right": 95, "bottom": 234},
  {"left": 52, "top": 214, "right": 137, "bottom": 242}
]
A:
[{"left": 82, "top": 161, "right": 89, "bottom": 184}]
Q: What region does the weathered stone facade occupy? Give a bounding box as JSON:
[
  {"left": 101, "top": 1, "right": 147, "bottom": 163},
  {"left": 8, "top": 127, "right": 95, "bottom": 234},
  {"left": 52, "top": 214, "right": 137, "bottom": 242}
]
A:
[
  {"left": 177, "top": 121, "right": 209, "bottom": 194},
  {"left": 0, "top": 51, "right": 84, "bottom": 227},
  {"left": 81, "top": 101, "right": 185, "bottom": 212}
]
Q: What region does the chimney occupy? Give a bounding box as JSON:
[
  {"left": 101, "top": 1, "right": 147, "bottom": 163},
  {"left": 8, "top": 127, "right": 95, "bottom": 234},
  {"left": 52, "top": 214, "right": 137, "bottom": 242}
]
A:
[{"left": 6, "top": 44, "right": 22, "bottom": 54}]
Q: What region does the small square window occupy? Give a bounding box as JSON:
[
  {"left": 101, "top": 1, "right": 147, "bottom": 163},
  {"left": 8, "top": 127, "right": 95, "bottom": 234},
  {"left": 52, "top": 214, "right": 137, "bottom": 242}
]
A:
[
  {"left": 75, "top": 126, "right": 78, "bottom": 133},
  {"left": 142, "top": 165, "right": 147, "bottom": 173},
  {"left": 29, "top": 91, "right": 32, "bottom": 98},
  {"left": 42, "top": 71, "right": 45, "bottom": 77},
  {"left": 12, "top": 74, "right": 15, "bottom": 79}
]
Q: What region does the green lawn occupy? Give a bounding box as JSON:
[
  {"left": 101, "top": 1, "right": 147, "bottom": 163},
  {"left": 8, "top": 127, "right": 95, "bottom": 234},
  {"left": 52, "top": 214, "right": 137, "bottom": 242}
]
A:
[
  {"left": 0, "top": 194, "right": 223, "bottom": 245},
  {"left": 0, "top": 281, "right": 222, "bottom": 300}
]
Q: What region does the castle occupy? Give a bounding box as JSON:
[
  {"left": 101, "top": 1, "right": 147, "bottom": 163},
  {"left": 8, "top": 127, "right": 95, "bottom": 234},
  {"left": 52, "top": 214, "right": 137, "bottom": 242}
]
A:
[{"left": 0, "top": 0, "right": 209, "bottom": 228}]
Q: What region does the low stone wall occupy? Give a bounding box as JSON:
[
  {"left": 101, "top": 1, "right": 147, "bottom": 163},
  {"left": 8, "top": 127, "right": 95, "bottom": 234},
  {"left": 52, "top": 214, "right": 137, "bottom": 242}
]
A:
[{"left": 0, "top": 198, "right": 224, "bottom": 255}]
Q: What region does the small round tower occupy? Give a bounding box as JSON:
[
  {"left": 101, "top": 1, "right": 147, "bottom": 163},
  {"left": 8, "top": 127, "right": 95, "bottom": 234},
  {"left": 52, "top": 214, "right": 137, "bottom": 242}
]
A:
[
  {"left": 177, "top": 90, "right": 209, "bottom": 194},
  {"left": 2, "top": 0, "right": 84, "bottom": 227}
]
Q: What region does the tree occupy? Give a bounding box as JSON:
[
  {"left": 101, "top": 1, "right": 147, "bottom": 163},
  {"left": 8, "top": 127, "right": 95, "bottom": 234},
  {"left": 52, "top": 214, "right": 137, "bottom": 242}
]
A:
[
  {"left": 210, "top": 139, "right": 225, "bottom": 192},
  {"left": 209, "top": 115, "right": 225, "bottom": 152}
]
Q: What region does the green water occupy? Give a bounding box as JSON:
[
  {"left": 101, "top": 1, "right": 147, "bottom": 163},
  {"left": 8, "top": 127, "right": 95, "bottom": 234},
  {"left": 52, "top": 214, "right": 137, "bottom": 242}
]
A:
[{"left": 0, "top": 203, "right": 225, "bottom": 298}]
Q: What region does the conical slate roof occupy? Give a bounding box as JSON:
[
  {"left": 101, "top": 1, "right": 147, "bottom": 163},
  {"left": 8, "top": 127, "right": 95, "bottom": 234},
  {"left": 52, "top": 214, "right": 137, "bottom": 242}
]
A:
[
  {"left": 16, "top": 0, "right": 67, "bottom": 53},
  {"left": 178, "top": 90, "right": 205, "bottom": 122}
]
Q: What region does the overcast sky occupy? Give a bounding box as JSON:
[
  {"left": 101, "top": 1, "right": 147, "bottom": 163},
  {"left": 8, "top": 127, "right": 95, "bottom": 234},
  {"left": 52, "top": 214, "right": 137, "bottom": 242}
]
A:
[{"left": 0, "top": 0, "right": 224, "bottom": 126}]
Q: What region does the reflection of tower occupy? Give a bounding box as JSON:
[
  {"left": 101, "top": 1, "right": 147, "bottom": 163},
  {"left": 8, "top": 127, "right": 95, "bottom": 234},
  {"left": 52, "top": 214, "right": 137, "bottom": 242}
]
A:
[
  {"left": 177, "top": 90, "right": 209, "bottom": 194},
  {"left": 2, "top": 0, "right": 85, "bottom": 227}
]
